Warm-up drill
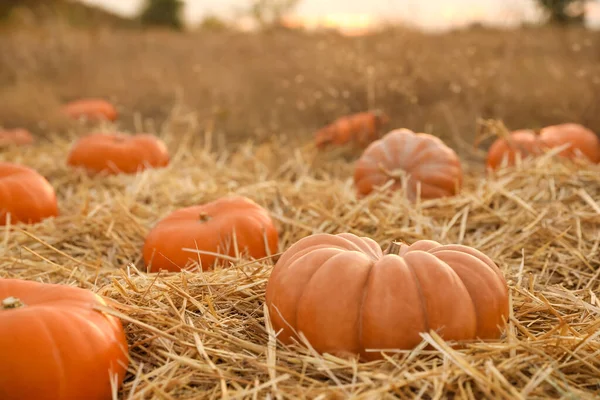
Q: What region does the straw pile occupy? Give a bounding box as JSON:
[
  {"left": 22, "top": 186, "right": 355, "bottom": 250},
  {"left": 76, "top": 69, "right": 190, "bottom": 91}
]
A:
[{"left": 1, "top": 122, "right": 599, "bottom": 399}]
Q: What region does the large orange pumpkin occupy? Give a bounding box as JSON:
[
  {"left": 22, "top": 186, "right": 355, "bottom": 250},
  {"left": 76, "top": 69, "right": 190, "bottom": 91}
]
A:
[
  {"left": 353, "top": 128, "right": 463, "bottom": 201},
  {"left": 0, "top": 162, "right": 59, "bottom": 226},
  {"left": 539, "top": 123, "right": 600, "bottom": 163},
  {"left": 486, "top": 129, "right": 542, "bottom": 170},
  {"left": 0, "top": 128, "right": 34, "bottom": 147},
  {"left": 0, "top": 278, "right": 129, "bottom": 400},
  {"left": 265, "top": 233, "right": 509, "bottom": 361},
  {"left": 62, "top": 98, "right": 118, "bottom": 122},
  {"left": 143, "top": 196, "right": 279, "bottom": 272},
  {"left": 315, "top": 110, "right": 390, "bottom": 148},
  {"left": 67, "top": 132, "right": 170, "bottom": 175}
]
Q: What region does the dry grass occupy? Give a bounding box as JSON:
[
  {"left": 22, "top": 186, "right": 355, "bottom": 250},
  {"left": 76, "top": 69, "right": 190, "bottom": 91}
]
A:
[
  {"left": 1, "top": 18, "right": 600, "bottom": 400},
  {"left": 0, "top": 21, "right": 599, "bottom": 145},
  {"left": 1, "top": 117, "right": 600, "bottom": 398}
]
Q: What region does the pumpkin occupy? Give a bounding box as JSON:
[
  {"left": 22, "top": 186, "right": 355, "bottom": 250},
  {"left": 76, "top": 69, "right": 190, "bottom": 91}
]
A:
[
  {"left": 143, "top": 196, "right": 279, "bottom": 272},
  {"left": 67, "top": 132, "right": 169, "bottom": 175},
  {"left": 0, "top": 128, "right": 34, "bottom": 147},
  {"left": 315, "top": 110, "right": 390, "bottom": 148},
  {"left": 62, "top": 98, "right": 118, "bottom": 122},
  {"left": 265, "top": 233, "right": 509, "bottom": 361},
  {"left": 0, "top": 278, "right": 129, "bottom": 400},
  {"left": 353, "top": 128, "right": 463, "bottom": 201},
  {"left": 539, "top": 123, "right": 600, "bottom": 163},
  {"left": 0, "top": 162, "right": 59, "bottom": 226},
  {"left": 486, "top": 130, "right": 542, "bottom": 170}
]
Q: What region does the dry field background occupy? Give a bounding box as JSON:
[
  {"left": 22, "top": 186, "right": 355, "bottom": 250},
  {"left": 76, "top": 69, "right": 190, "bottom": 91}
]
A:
[
  {"left": 1, "top": 18, "right": 600, "bottom": 399},
  {"left": 1, "top": 21, "right": 600, "bottom": 144}
]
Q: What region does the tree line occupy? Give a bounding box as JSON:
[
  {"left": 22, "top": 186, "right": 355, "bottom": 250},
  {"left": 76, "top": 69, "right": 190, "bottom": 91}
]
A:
[{"left": 0, "top": 0, "right": 597, "bottom": 30}]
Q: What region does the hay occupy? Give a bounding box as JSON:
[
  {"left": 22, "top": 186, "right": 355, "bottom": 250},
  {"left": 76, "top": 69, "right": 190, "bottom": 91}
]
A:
[{"left": 1, "top": 123, "right": 599, "bottom": 399}]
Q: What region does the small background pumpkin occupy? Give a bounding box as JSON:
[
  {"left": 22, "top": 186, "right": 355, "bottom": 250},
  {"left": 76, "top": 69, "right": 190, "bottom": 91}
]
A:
[
  {"left": 143, "top": 195, "right": 279, "bottom": 272},
  {"left": 539, "top": 123, "right": 600, "bottom": 163},
  {"left": 354, "top": 128, "right": 463, "bottom": 201},
  {"left": 265, "top": 233, "right": 509, "bottom": 361},
  {"left": 67, "top": 132, "right": 170, "bottom": 175},
  {"left": 486, "top": 123, "right": 600, "bottom": 169},
  {"left": 0, "top": 278, "right": 129, "bottom": 400},
  {"left": 0, "top": 128, "right": 34, "bottom": 147},
  {"left": 485, "top": 129, "right": 541, "bottom": 170},
  {"left": 315, "top": 110, "right": 390, "bottom": 149},
  {"left": 62, "top": 98, "right": 118, "bottom": 122},
  {"left": 0, "top": 162, "right": 59, "bottom": 225}
]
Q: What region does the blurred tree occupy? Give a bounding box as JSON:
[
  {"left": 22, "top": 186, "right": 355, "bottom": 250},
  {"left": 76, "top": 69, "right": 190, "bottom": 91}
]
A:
[
  {"left": 198, "top": 15, "right": 230, "bottom": 32},
  {"left": 0, "top": 0, "right": 47, "bottom": 21},
  {"left": 246, "top": 0, "right": 301, "bottom": 28},
  {"left": 139, "top": 0, "right": 184, "bottom": 30},
  {"left": 534, "top": 0, "right": 594, "bottom": 25}
]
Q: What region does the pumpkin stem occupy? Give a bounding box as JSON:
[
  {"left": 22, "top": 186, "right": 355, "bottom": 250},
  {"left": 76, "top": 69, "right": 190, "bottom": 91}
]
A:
[
  {"left": 198, "top": 213, "right": 212, "bottom": 223},
  {"left": 1, "top": 296, "right": 25, "bottom": 309},
  {"left": 385, "top": 241, "right": 404, "bottom": 255}
]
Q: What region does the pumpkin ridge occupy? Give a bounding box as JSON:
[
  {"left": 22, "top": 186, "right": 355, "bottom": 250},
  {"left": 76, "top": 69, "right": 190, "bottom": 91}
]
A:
[
  {"left": 357, "top": 259, "right": 376, "bottom": 358},
  {"left": 60, "top": 302, "right": 128, "bottom": 392},
  {"left": 334, "top": 235, "right": 377, "bottom": 256},
  {"left": 294, "top": 251, "right": 370, "bottom": 345},
  {"left": 268, "top": 248, "right": 346, "bottom": 343},
  {"left": 438, "top": 256, "right": 480, "bottom": 337},
  {"left": 403, "top": 137, "right": 432, "bottom": 170},
  {"left": 38, "top": 313, "right": 67, "bottom": 398},
  {"left": 279, "top": 245, "right": 345, "bottom": 274},
  {"left": 379, "top": 140, "right": 396, "bottom": 167},
  {"left": 429, "top": 247, "right": 505, "bottom": 284},
  {"left": 336, "top": 234, "right": 382, "bottom": 260},
  {"left": 292, "top": 251, "right": 340, "bottom": 333},
  {"left": 52, "top": 305, "right": 124, "bottom": 399},
  {"left": 427, "top": 248, "right": 508, "bottom": 338},
  {"left": 412, "top": 148, "right": 457, "bottom": 169},
  {"left": 404, "top": 257, "right": 431, "bottom": 334},
  {"left": 405, "top": 251, "right": 478, "bottom": 340}
]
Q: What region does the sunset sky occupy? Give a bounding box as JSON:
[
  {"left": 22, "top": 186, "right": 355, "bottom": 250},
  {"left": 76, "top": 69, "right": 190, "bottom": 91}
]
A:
[{"left": 81, "top": 0, "right": 600, "bottom": 31}]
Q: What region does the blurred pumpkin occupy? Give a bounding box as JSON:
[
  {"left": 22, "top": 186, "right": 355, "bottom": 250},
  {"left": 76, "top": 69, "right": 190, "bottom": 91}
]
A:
[
  {"left": 62, "top": 98, "right": 118, "bottom": 122},
  {"left": 539, "top": 123, "right": 600, "bottom": 163},
  {"left": 265, "top": 233, "right": 509, "bottom": 361},
  {"left": 143, "top": 196, "right": 279, "bottom": 272},
  {"left": 0, "top": 162, "right": 58, "bottom": 226},
  {"left": 353, "top": 128, "right": 463, "bottom": 201},
  {"left": 67, "top": 132, "right": 169, "bottom": 175},
  {"left": 0, "top": 278, "right": 129, "bottom": 400},
  {"left": 0, "top": 128, "right": 34, "bottom": 147},
  {"left": 486, "top": 130, "right": 542, "bottom": 170},
  {"left": 315, "top": 110, "right": 390, "bottom": 148}
]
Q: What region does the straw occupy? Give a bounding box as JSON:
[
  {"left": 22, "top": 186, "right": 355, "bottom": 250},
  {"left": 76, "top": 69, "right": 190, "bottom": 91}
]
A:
[{"left": 1, "top": 124, "right": 599, "bottom": 399}]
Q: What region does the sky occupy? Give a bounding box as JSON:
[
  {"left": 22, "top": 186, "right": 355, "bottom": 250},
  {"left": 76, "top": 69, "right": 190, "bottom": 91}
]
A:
[{"left": 80, "top": 0, "right": 600, "bottom": 31}]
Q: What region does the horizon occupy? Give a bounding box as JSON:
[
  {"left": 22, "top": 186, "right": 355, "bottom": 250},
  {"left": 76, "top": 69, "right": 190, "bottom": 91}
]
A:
[{"left": 80, "top": 0, "right": 600, "bottom": 31}]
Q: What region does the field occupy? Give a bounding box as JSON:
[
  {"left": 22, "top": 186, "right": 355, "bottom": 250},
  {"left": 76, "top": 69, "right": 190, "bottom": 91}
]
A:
[{"left": 1, "top": 16, "right": 600, "bottom": 399}]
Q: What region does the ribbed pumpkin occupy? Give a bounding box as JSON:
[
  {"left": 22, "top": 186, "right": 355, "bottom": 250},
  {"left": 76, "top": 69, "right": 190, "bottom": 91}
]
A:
[
  {"left": 67, "top": 132, "right": 169, "bottom": 175},
  {"left": 353, "top": 129, "right": 463, "bottom": 201},
  {"left": 0, "top": 128, "right": 34, "bottom": 147},
  {"left": 0, "top": 278, "right": 129, "bottom": 400},
  {"left": 0, "top": 162, "right": 59, "bottom": 226},
  {"left": 486, "top": 130, "right": 542, "bottom": 170},
  {"left": 315, "top": 110, "right": 390, "bottom": 148},
  {"left": 62, "top": 98, "right": 118, "bottom": 122},
  {"left": 143, "top": 196, "right": 279, "bottom": 272},
  {"left": 265, "top": 233, "right": 510, "bottom": 361},
  {"left": 539, "top": 123, "right": 600, "bottom": 163}
]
